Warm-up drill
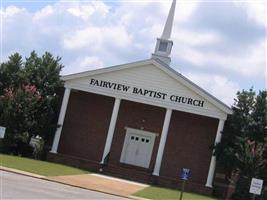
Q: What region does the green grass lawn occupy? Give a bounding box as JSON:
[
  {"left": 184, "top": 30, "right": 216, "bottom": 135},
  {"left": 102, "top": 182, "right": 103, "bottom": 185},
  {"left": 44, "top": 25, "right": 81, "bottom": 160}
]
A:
[
  {"left": 1, "top": 154, "right": 217, "bottom": 199},
  {"left": 134, "top": 186, "right": 217, "bottom": 200},
  {"left": 0, "top": 154, "right": 90, "bottom": 176}
]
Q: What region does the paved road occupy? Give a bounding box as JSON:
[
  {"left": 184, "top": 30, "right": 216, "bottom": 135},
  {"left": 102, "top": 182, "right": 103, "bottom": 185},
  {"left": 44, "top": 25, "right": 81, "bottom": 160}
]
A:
[{"left": 1, "top": 171, "right": 129, "bottom": 199}]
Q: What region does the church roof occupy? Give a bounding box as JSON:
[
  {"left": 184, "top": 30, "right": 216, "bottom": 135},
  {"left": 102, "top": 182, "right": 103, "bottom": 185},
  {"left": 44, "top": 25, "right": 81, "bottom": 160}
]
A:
[{"left": 62, "top": 58, "right": 232, "bottom": 119}]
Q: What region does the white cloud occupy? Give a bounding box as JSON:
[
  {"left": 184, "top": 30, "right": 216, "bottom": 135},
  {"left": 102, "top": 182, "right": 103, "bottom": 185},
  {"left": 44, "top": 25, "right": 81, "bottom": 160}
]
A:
[
  {"left": 222, "top": 41, "right": 265, "bottom": 77},
  {"left": 63, "top": 26, "right": 132, "bottom": 50},
  {"left": 33, "top": 5, "right": 54, "bottom": 21},
  {"left": 177, "top": 47, "right": 205, "bottom": 66},
  {"left": 173, "top": 30, "right": 222, "bottom": 46},
  {"left": 175, "top": 39, "right": 266, "bottom": 78},
  {"left": 67, "top": 1, "right": 109, "bottom": 20},
  {"left": 64, "top": 56, "right": 104, "bottom": 75},
  {"left": 1, "top": 0, "right": 266, "bottom": 92},
  {"left": 0, "top": 6, "right": 26, "bottom": 17},
  {"left": 235, "top": 0, "right": 267, "bottom": 27},
  {"left": 184, "top": 72, "right": 240, "bottom": 106},
  {"left": 209, "top": 40, "right": 265, "bottom": 78},
  {"left": 67, "top": 6, "right": 94, "bottom": 19},
  {"left": 80, "top": 56, "right": 104, "bottom": 69},
  {"left": 175, "top": 1, "right": 199, "bottom": 23}
]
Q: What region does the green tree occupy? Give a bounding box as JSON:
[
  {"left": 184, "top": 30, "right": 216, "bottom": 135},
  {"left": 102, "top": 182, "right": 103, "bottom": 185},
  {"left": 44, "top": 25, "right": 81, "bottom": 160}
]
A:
[
  {"left": 0, "top": 85, "right": 43, "bottom": 156},
  {"left": 216, "top": 89, "right": 267, "bottom": 200},
  {"left": 0, "top": 51, "right": 63, "bottom": 157},
  {"left": 23, "top": 51, "right": 64, "bottom": 143},
  {"left": 0, "top": 53, "right": 23, "bottom": 94}
]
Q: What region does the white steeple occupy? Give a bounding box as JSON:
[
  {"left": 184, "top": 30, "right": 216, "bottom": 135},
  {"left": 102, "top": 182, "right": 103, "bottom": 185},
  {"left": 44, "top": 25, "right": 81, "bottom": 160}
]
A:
[{"left": 152, "top": 0, "right": 176, "bottom": 65}]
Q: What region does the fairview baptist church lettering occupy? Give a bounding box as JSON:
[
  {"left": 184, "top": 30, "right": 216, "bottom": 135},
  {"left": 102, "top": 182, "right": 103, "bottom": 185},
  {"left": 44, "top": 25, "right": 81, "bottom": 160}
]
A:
[
  {"left": 48, "top": 1, "right": 234, "bottom": 198},
  {"left": 49, "top": 59, "right": 232, "bottom": 199},
  {"left": 90, "top": 78, "right": 205, "bottom": 108}
]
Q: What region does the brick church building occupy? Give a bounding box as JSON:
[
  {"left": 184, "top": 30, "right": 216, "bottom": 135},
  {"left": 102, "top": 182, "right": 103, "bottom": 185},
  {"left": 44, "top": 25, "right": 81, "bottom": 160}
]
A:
[{"left": 48, "top": 0, "right": 232, "bottom": 196}]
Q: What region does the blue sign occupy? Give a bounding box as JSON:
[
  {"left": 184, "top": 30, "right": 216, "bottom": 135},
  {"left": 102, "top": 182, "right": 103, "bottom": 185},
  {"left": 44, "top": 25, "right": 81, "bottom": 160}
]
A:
[{"left": 180, "top": 168, "right": 190, "bottom": 180}]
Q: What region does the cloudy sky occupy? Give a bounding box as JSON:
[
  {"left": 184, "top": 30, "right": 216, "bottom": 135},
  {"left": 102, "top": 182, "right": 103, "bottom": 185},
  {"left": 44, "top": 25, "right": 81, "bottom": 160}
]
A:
[{"left": 1, "top": 0, "right": 266, "bottom": 105}]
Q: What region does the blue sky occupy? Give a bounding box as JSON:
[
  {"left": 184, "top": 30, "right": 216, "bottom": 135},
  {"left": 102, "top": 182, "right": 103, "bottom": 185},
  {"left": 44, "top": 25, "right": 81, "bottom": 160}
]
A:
[{"left": 1, "top": 0, "right": 266, "bottom": 105}]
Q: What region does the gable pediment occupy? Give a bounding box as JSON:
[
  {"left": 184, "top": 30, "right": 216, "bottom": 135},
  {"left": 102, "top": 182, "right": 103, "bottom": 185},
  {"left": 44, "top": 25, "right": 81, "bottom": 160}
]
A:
[{"left": 63, "top": 59, "right": 232, "bottom": 120}]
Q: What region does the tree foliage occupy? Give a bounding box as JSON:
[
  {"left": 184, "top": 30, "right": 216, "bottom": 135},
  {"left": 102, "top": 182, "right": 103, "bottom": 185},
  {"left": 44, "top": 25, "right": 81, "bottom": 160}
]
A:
[
  {"left": 0, "top": 53, "right": 23, "bottom": 94},
  {"left": 0, "top": 51, "right": 63, "bottom": 157},
  {"left": 216, "top": 89, "right": 267, "bottom": 200}
]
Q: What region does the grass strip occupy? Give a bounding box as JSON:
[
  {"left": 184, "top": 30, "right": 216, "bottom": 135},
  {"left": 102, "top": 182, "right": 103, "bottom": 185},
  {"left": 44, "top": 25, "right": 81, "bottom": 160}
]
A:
[
  {"left": 134, "top": 186, "right": 217, "bottom": 200},
  {"left": 0, "top": 154, "right": 90, "bottom": 176}
]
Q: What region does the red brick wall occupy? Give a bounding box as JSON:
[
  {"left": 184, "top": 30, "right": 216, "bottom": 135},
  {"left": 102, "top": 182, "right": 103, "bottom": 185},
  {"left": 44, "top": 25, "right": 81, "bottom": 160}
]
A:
[
  {"left": 108, "top": 100, "right": 165, "bottom": 171},
  {"left": 53, "top": 92, "right": 219, "bottom": 195},
  {"left": 160, "top": 110, "right": 219, "bottom": 185},
  {"left": 58, "top": 90, "right": 114, "bottom": 163}
]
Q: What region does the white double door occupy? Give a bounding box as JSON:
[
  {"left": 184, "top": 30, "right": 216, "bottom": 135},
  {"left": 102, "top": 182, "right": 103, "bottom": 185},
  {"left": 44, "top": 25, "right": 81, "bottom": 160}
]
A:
[{"left": 120, "top": 128, "right": 156, "bottom": 168}]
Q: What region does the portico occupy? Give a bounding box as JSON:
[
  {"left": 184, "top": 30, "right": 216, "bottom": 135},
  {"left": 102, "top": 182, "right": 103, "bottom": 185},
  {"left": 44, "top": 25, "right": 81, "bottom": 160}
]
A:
[
  {"left": 48, "top": 0, "right": 232, "bottom": 196},
  {"left": 49, "top": 58, "right": 231, "bottom": 192}
]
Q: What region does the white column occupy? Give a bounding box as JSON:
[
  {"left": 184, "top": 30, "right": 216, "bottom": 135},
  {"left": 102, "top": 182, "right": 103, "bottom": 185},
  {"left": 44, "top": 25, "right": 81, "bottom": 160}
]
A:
[
  {"left": 100, "top": 98, "right": 121, "bottom": 164},
  {"left": 50, "top": 88, "right": 71, "bottom": 153},
  {"left": 153, "top": 109, "right": 172, "bottom": 176},
  {"left": 205, "top": 119, "right": 225, "bottom": 187}
]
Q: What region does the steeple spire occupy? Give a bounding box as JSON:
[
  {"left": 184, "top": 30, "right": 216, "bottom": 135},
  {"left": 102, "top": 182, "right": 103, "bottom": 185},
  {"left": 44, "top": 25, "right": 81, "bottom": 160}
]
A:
[
  {"left": 161, "top": 0, "right": 176, "bottom": 40},
  {"left": 151, "top": 0, "right": 176, "bottom": 65}
]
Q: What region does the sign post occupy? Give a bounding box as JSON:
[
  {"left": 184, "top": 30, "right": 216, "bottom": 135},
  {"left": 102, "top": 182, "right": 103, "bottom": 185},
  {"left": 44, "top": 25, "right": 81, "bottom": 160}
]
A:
[
  {"left": 179, "top": 168, "right": 190, "bottom": 200},
  {"left": 0, "top": 126, "right": 6, "bottom": 139},
  {"left": 249, "top": 178, "right": 263, "bottom": 199}
]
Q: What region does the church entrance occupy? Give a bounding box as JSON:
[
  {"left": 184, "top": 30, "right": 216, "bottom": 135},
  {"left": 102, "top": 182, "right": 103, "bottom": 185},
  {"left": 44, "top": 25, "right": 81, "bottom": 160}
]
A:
[{"left": 120, "top": 128, "right": 156, "bottom": 168}]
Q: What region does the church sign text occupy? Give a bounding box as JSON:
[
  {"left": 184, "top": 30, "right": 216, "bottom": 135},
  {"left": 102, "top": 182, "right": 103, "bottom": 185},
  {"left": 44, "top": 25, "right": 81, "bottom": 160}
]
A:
[{"left": 89, "top": 78, "right": 204, "bottom": 108}]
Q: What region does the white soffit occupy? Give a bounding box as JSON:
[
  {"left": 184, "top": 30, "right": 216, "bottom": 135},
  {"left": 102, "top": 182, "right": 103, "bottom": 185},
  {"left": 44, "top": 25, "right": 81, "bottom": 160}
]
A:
[{"left": 62, "top": 59, "right": 232, "bottom": 120}]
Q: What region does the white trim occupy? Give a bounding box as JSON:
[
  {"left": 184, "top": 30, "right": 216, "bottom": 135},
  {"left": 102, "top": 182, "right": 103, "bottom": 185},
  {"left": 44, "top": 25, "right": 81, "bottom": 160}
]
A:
[
  {"left": 120, "top": 127, "right": 157, "bottom": 168},
  {"left": 153, "top": 109, "right": 172, "bottom": 176},
  {"left": 205, "top": 119, "right": 225, "bottom": 187},
  {"left": 61, "top": 59, "right": 232, "bottom": 116},
  {"left": 123, "top": 127, "right": 157, "bottom": 138},
  {"left": 65, "top": 82, "right": 228, "bottom": 120},
  {"left": 100, "top": 98, "right": 121, "bottom": 164},
  {"left": 50, "top": 88, "right": 71, "bottom": 153}
]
